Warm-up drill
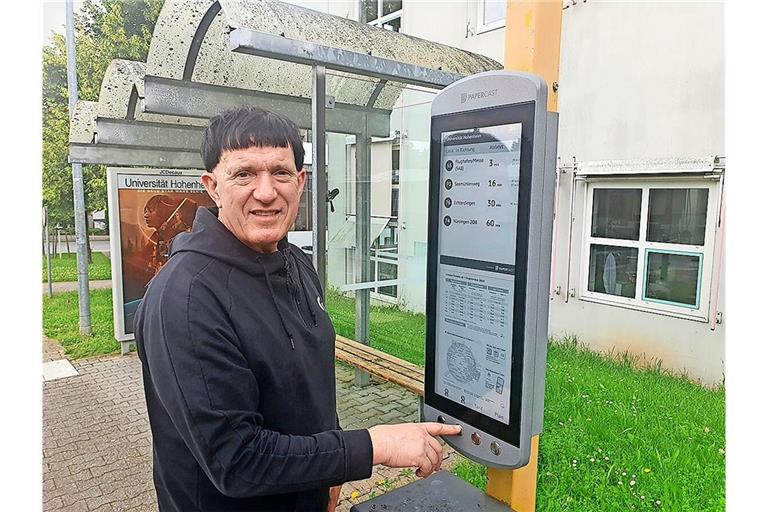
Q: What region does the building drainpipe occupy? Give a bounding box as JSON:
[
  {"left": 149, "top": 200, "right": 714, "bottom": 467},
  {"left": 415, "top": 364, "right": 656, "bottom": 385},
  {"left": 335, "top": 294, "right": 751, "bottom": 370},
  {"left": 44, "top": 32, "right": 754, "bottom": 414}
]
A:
[{"left": 487, "top": 1, "right": 563, "bottom": 511}]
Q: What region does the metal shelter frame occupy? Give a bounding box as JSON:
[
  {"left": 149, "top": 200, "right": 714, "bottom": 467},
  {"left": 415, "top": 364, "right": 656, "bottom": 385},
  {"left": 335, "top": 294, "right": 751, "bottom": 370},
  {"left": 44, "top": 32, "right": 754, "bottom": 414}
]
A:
[{"left": 68, "top": 0, "right": 502, "bottom": 379}]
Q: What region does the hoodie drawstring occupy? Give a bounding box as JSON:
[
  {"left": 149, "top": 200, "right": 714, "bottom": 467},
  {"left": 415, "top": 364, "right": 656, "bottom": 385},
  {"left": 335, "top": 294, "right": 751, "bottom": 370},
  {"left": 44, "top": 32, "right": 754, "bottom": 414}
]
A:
[{"left": 260, "top": 258, "right": 295, "bottom": 350}]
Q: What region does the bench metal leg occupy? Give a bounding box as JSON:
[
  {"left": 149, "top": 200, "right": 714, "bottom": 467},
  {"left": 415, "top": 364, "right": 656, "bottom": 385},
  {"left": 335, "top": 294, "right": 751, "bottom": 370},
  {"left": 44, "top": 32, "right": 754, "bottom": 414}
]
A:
[{"left": 120, "top": 341, "right": 132, "bottom": 355}]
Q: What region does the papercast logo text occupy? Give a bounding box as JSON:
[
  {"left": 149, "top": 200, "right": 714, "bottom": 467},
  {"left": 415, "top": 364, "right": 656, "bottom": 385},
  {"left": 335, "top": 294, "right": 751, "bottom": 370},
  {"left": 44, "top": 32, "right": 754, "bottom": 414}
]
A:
[{"left": 460, "top": 89, "right": 498, "bottom": 104}]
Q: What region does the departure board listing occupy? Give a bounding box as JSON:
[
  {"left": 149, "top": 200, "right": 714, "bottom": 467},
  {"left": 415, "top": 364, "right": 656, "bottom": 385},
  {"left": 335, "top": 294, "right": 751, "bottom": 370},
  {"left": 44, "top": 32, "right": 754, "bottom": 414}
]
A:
[{"left": 438, "top": 124, "right": 521, "bottom": 267}]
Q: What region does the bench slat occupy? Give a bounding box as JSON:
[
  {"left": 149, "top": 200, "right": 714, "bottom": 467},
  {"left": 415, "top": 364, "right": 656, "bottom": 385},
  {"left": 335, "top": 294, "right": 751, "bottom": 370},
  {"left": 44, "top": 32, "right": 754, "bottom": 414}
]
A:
[{"left": 335, "top": 335, "right": 425, "bottom": 397}]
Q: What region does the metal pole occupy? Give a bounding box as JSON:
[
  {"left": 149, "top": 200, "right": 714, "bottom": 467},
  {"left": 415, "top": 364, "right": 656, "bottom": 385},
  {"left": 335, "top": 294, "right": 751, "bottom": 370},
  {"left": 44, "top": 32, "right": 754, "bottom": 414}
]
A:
[
  {"left": 311, "top": 65, "right": 328, "bottom": 295},
  {"left": 45, "top": 208, "right": 53, "bottom": 298},
  {"left": 354, "top": 117, "right": 372, "bottom": 387},
  {"left": 66, "top": 0, "right": 91, "bottom": 335}
]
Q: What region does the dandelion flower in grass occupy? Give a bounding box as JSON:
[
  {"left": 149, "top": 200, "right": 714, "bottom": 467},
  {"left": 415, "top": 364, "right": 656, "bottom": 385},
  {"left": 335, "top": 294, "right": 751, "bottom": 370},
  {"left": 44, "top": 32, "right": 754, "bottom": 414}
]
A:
[{"left": 643, "top": 468, "right": 651, "bottom": 474}]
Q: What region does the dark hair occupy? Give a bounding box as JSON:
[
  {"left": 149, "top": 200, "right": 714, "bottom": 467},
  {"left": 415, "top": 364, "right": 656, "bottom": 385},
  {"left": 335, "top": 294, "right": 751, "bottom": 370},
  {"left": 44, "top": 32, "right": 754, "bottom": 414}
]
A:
[{"left": 200, "top": 106, "right": 305, "bottom": 172}]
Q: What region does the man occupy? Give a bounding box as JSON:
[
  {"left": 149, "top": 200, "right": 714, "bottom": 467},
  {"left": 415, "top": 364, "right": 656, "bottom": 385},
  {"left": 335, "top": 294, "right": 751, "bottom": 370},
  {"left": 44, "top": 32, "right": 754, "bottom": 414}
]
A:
[{"left": 135, "top": 106, "right": 460, "bottom": 512}]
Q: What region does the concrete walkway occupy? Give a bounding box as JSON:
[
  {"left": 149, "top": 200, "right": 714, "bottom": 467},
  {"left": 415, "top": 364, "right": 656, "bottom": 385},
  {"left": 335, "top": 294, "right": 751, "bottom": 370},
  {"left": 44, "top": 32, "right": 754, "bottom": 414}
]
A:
[
  {"left": 43, "top": 280, "right": 112, "bottom": 295},
  {"left": 42, "top": 338, "right": 456, "bottom": 511}
]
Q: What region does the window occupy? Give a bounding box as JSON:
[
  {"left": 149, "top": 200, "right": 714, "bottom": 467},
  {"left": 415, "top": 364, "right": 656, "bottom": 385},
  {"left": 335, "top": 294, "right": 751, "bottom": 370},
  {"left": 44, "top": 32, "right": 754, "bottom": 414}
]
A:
[
  {"left": 477, "top": 0, "right": 506, "bottom": 33},
  {"left": 361, "top": 0, "right": 402, "bottom": 31},
  {"left": 391, "top": 146, "right": 400, "bottom": 217},
  {"left": 294, "top": 169, "right": 313, "bottom": 231},
  {"left": 581, "top": 181, "right": 718, "bottom": 320},
  {"left": 370, "top": 224, "right": 399, "bottom": 299}
]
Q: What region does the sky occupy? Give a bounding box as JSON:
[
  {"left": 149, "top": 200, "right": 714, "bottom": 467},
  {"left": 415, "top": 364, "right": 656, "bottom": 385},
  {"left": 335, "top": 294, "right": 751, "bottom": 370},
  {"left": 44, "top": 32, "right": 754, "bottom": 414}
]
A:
[{"left": 42, "top": 0, "right": 85, "bottom": 44}]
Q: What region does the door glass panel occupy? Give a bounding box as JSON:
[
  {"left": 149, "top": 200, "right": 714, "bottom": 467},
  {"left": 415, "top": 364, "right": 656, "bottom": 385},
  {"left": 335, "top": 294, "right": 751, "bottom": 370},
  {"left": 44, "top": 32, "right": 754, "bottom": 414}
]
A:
[{"left": 378, "top": 261, "right": 398, "bottom": 297}]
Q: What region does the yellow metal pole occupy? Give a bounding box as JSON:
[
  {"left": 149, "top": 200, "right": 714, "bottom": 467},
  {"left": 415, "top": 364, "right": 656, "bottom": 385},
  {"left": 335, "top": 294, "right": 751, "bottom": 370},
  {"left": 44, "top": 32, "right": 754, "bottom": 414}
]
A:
[
  {"left": 486, "top": 1, "right": 562, "bottom": 510},
  {"left": 503, "top": 0, "right": 562, "bottom": 112}
]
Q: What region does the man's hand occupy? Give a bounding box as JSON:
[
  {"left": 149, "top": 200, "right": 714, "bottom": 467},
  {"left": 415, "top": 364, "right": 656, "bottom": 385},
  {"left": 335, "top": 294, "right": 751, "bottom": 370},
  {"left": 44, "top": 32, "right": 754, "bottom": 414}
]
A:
[
  {"left": 327, "top": 485, "right": 341, "bottom": 511},
  {"left": 367, "top": 422, "right": 462, "bottom": 478}
]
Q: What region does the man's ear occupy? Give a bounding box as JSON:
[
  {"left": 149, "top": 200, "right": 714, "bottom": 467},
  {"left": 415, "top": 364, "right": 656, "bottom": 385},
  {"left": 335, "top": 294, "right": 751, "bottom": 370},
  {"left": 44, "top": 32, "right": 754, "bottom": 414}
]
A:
[
  {"left": 201, "top": 172, "right": 221, "bottom": 207},
  {"left": 297, "top": 167, "right": 307, "bottom": 197}
]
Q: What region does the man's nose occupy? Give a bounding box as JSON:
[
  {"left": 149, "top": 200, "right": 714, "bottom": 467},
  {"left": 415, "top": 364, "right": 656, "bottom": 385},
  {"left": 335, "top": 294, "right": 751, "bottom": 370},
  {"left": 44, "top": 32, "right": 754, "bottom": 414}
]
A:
[{"left": 251, "top": 174, "right": 278, "bottom": 203}]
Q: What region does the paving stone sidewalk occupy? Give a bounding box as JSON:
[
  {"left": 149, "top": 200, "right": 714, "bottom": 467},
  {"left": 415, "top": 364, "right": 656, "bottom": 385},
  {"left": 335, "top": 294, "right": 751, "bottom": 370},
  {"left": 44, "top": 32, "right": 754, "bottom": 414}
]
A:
[{"left": 43, "top": 340, "right": 456, "bottom": 511}]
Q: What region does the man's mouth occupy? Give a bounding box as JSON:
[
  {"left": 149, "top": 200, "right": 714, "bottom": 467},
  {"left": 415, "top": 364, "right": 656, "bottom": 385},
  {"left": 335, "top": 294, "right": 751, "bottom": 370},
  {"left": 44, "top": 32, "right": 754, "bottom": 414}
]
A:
[{"left": 250, "top": 209, "right": 281, "bottom": 218}]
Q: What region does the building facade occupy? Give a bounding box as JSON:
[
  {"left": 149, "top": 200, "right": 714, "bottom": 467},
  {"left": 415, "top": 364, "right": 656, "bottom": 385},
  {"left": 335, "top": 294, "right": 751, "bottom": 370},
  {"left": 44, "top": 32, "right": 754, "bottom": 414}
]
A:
[{"left": 298, "top": 0, "right": 725, "bottom": 384}]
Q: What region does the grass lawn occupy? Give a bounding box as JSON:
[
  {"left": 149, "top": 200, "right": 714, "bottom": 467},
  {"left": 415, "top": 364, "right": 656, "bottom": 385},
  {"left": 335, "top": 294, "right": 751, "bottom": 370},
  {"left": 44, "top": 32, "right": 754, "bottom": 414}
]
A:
[
  {"left": 43, "top": 289, "right": 724, "bottom": 510},
  {"left": 43, "top": 289, "right": 120, "bottom": 359},
  {"left": 42, "top": 252, "right": 112, "bottom": 282},
  {"left": 452, "top": 339, "right": 725, "bottom": 511},
  {"left": 326, "top": 289, "right": 426, "bottom": 366}
]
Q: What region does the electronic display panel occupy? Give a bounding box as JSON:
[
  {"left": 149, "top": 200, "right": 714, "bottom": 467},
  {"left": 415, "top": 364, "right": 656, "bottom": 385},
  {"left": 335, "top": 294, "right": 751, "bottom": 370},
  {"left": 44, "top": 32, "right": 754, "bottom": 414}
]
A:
[{"left": 426, "top": 102, "right": 535, "bottom": 448}]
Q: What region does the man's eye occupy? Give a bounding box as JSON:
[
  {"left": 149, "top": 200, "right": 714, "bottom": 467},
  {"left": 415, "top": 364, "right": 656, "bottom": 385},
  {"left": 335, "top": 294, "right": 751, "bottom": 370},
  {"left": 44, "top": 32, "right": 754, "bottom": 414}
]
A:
[{"left": 235, "top": 171, "right": 251, "bottom": 178}]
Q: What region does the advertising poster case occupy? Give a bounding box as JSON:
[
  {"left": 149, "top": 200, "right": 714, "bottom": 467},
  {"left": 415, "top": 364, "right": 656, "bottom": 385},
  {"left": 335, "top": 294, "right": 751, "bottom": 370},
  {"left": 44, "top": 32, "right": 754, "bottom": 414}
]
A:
[{"left": 107, "top": 168, "right": 215, "bottom": 341}]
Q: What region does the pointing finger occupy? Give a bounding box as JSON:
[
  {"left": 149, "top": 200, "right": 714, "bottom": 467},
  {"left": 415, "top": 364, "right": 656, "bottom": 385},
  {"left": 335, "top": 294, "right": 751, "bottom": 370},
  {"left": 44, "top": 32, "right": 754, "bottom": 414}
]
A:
[{"left": 424, "top": 422, "right": 462, "bottom": 437}]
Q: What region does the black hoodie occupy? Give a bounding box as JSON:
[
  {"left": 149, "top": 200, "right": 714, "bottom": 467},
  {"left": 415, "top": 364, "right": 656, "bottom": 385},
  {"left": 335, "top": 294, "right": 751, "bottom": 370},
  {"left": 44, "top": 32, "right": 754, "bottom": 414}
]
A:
[{"left": 135, "top": 207, "right": 373, "bottom": 511}]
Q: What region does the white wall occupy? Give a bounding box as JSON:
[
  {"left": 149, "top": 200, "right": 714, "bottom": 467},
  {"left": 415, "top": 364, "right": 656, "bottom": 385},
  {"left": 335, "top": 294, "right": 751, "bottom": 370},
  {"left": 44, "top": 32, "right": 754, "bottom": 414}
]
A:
[
  {"left": 550, "top": 1, "right": 725, "bottom": 384},
  {"left": 401, "top": 1, "right": 506, "bottom": 63},
  {"left": 557, "top": 1, "right": 724, "bottom": 160}
]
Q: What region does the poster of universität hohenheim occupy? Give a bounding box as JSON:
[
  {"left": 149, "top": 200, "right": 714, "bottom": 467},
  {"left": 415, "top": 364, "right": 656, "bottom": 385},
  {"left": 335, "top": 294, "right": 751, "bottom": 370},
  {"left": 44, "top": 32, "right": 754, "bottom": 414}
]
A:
[{"left": 107, "top": 168, "right": 215, "bottom": 341}]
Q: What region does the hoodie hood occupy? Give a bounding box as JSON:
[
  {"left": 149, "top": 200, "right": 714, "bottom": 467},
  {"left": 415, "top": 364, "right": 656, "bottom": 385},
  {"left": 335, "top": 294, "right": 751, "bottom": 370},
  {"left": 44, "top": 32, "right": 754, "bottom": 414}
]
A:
[
  {"left": 170, "top": 206, "right": 290, "bottom": 276},
  {"left": 169, "top": 206, "right": 319, "bottom": 349}
]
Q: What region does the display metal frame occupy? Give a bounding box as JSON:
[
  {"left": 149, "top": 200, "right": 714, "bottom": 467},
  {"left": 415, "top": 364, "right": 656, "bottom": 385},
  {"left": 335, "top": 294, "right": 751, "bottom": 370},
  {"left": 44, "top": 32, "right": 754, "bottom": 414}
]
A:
[
  {"left": 425, "top": 101, "right": 536, "bottom": 448},
  {"left": 421, "top": 70, "right": 552, "bottom": 469}
]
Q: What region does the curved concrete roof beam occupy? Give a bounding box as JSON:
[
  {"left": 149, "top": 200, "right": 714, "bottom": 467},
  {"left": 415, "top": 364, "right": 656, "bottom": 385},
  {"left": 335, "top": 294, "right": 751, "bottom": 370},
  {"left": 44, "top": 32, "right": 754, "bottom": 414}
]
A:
[{"left": 146, "top": 0, "right": 502, "bottom": 110}]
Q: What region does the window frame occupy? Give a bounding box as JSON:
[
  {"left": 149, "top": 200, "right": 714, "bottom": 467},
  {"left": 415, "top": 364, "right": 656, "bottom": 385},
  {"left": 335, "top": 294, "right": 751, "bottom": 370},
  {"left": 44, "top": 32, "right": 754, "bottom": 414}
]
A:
[
  {"left": 370, "top": 221, "right": 399, "bottom": 302},
  {"left": 579, "top": 177, "right": 719, "bottom": 322},
  {"left": 361, "top": 0, "right": 403, "bottom": 32},
  {"left": 476, "top": 0, "right": 507, "bottom": 34}
]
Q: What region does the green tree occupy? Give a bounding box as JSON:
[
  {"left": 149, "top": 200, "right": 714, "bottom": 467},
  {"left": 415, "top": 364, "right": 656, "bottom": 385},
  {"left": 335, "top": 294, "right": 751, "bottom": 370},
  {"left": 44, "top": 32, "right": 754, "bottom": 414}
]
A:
[{"left": 42, "top": 0, "right": 163, "bottom": 231}]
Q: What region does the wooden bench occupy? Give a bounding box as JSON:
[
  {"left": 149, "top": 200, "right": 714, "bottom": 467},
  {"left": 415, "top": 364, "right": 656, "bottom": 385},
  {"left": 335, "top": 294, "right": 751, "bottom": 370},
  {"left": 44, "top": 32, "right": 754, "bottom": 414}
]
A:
[{"left": 335, "top": 335, "right": 424, "bottom": 397}]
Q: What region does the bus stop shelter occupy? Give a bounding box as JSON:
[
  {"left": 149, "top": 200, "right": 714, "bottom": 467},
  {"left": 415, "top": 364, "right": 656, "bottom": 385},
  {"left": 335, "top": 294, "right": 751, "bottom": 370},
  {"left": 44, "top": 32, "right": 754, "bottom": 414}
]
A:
[{"left": 69, "top": 0, "right": 502, "bottom": 372}]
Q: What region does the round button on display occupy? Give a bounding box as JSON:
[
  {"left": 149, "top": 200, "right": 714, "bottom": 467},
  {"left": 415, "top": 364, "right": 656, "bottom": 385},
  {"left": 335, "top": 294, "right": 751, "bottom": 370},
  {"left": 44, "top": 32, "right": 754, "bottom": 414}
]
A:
[
  {"left": 490, "top": 442, "right": 502, "bottom": 456},
  {"left": 471, "top": 432, "right": 481, "bottom": 446}
]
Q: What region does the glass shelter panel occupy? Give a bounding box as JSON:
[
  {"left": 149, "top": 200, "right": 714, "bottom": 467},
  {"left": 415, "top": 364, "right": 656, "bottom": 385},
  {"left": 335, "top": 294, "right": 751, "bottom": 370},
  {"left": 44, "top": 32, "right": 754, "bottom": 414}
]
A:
[{"left": 324, "top": 79, "right": 436, "bottom": 366}]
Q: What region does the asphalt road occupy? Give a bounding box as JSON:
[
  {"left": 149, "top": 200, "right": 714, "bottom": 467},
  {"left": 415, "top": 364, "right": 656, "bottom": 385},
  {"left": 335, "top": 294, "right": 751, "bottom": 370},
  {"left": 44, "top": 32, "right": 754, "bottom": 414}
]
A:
[{"left": 45, "top": 238, "right": 111, "bottom": 256}]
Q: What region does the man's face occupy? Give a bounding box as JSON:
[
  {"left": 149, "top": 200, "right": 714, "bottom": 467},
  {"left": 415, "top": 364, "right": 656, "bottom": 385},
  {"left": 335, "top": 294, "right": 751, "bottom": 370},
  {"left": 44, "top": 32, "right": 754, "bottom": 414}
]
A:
[{"left": 201, "top": 145, "right": 306, "bottom": 254}]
